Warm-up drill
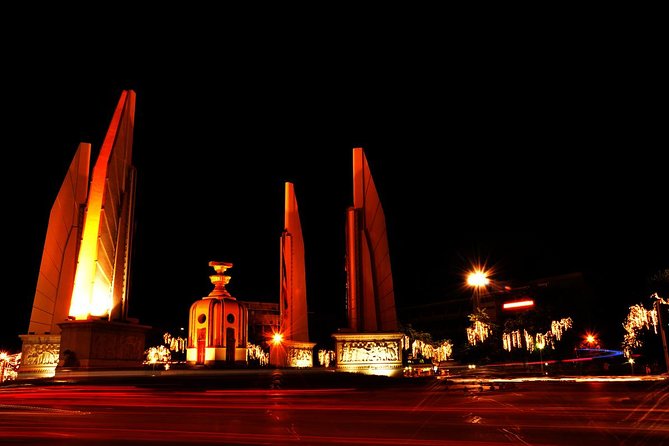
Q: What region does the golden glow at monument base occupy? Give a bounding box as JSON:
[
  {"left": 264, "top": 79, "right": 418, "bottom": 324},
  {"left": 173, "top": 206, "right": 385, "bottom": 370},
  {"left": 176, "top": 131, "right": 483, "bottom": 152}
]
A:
[
  {"left": 271, "top": 339, "right": 316, "bottom": 368},
  {"left": 69, "top": 166, "right": 109, "bottom": 320},
  {"left": 332, "top": 332, "right": 404, "bottom": 377},
  {"left": 16, "top": 334, "right": 61, "bottom": 379},
  {"left": 287, "top": 344, "right": 314, "bottom": 368}
]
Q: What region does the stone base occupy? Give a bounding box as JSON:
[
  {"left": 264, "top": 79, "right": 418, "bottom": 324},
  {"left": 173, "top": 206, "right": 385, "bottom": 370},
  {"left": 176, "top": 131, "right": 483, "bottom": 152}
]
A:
[
  {"left": 17, "top": 334, "right": 61, "bottom": 379},
  {"left": 270, "top": 340, "right": 316, "bottom": 368},
  {"left": 55, "top": 319, "right": 151, "bottom": 374},
  {"left": 186, "top": 346, "right": 249, "bottom": 367},
  {"left": 332, "top": 332, "right": 404, "bottom": 377}
]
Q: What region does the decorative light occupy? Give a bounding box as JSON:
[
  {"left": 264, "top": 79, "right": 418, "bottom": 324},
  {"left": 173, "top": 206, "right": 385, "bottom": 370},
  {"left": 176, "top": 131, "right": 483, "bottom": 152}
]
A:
[
  {"left": 622, "top": 303, "right": 659, "bottom": 358},
  {"left": 143, "top": 345, "right": 171, "bottom": 367},
  {"left": 551, "top": 318, "right": 573, "bottom": 341},
  {"left": 248, "top": 343, "right": 269, "bottom": 366},
  {"left": 524, "top": 330, "right": 535, "bottom": 353},
  {"left": 0, "top": 352, "right": 22, "bottom": 383},
  {"left": 502, "top": 317, "right": 573, "bottom": 352},
  {"left": 163, "top": 333, "right": 186, "bottom": 353},
  {"left": 318, "top": 349, "right": 335, "bottom": 367},
  {"left": 467, "top": 320, "right": 492, "bottom": 345}
]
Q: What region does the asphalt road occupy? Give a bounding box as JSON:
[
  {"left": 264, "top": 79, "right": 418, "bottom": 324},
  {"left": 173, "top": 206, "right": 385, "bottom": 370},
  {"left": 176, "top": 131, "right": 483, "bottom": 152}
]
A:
[{"left": 1, "top": 370, "right": 667, "bottom": 445}]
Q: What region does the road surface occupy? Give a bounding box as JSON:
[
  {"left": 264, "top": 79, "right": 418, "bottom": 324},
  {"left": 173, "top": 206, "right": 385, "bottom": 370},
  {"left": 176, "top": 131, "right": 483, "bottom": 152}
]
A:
[{"left": 1, "top": 369, "right": 667, "bottom": 445}]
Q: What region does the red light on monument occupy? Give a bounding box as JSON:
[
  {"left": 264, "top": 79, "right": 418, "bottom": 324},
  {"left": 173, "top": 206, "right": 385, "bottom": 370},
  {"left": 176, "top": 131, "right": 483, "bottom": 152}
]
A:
[{"left": 503, "top": 300, "right": 535, "bottom": 310}]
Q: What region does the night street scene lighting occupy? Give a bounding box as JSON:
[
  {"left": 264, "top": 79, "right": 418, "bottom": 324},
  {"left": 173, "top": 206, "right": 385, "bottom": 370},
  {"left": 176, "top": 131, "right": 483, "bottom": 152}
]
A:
[{"left": 2, "top": 35, "right": 669, "bottom": 445}]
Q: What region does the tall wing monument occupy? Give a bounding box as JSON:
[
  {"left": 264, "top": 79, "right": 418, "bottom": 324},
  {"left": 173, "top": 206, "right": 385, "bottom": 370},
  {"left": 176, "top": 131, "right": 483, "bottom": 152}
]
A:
[
  {"left": 332, "top": 148, "right": 403, "bottom": 376},
  {"left": 270, "top": 182, "right": 315, "bottom": 367},
  {"left": 19, "top": 90, "right": 150, "bottom": 379}
]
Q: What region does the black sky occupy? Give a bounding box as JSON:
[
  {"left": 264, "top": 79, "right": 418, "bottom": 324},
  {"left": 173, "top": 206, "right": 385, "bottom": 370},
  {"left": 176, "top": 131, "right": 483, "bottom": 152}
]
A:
[{"left": 2, "top": 28, "right": 666, "bottom": 352}]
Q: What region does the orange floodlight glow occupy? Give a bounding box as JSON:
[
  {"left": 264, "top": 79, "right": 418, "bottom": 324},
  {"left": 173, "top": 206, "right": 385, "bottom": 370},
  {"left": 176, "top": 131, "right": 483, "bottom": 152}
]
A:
[
  {"left": 503, "top": 300, "right": 535, "bottom": 310},
  {"left": 68, "top": 189, "right": 105, "bottom": 319},
  {"left": 69, "top": 91, "right": 128, "bottom": 320},
  {"left": 272, "top": 333, "right": 284, "bottom": 345}
]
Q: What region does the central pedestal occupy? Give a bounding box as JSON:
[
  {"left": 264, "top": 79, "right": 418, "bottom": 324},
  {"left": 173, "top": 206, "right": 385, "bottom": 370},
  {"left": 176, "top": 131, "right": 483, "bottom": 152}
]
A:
[
  {"left": 332, "top": 332, "right": 404, "bottom": 377},
  {"left": 56, "top": 319, "right": 151, "bottom": 374}
]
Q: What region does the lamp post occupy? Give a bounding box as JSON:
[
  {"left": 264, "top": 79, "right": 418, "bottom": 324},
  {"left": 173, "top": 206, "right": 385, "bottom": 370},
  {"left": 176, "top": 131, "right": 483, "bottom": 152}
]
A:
[{"left": 536, "top": 340, "right": 545, "bottom": 375}]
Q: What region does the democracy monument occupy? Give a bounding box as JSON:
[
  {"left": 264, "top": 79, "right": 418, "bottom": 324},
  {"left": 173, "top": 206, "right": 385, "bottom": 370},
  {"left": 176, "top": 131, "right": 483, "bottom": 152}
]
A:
[{"left": 18, "top": 90, "right": 402, "bottom": 378}]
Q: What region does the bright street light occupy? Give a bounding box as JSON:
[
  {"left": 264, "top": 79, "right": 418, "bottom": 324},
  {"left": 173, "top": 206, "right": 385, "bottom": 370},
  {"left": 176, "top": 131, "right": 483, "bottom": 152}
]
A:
[
  {"left": 466, "top": 269, "right": 490, "bottom": 310},
  {"left": 467, "top": 270, "right": 490, "bottom": 288}
]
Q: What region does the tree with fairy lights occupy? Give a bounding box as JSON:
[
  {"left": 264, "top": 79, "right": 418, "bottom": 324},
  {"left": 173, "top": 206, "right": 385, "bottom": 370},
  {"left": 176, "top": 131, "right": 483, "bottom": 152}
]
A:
[
  {"left": 621, "top": 293, "right": 667, "bottom": 373},
  {"left": 400, "top": 324, "right": 454, "bottom": 365},
  {"left": 459, "top": 308, "right": 502, "bottom": 364}
]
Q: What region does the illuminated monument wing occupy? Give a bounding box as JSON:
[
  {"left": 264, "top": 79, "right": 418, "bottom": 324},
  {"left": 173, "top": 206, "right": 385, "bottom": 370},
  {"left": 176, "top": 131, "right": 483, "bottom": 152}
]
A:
[
  {"left": 270, "top": 182, "right": 315, "bottom": 368},
  {"left": 333, "top": 148, "right": 403, "bottom": 377},
  {"left": 19, "top": 90, "right": 150, "bottom": 379},
  {"left": 27, "top": 143, "right": 91, "bottom": 335},
  {"left": 69, "top": 90, "right": 136, "bottom": 321}
]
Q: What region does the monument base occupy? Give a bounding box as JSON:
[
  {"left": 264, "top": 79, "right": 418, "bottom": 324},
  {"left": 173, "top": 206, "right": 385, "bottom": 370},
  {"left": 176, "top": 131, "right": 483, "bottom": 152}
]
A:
[
  {"left": 332, "top": 332, "right": 404, "bottom": 377},
  {"left": 17, "top": 334, "right": 61, "bottom": 379},
  {"left": 55, "top": 319, "right": 151, "bottom": 374},
  {"left": 186, "top": 346, "right": 249, "bottom": 367},
  {"left": 270, "top": 340, "right": 316, "bottom": 368}
]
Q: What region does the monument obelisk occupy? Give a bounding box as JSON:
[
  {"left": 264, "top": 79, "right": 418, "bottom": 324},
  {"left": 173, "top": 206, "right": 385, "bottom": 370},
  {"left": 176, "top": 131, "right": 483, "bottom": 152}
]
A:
[
  {"left": 19, "top": 90, "right": 150, "bottom": 378},
  {"left": 270, "top": 182, "right": 316, "bottom": 367},
  {"left": 332, "top": 148, "right": 403, "bottom": 377}
]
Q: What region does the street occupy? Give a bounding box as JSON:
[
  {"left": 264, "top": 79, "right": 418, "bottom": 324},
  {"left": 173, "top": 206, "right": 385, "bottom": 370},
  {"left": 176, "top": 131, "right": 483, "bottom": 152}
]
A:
[{"left": 1, "top": 370, "right": 668, "bottom": 445}]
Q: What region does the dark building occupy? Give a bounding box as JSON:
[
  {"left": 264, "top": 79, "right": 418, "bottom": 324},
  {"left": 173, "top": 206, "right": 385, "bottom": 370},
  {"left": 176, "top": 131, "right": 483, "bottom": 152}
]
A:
[{"left": 245, "top": 301, "right": 279, "bottom": 346}]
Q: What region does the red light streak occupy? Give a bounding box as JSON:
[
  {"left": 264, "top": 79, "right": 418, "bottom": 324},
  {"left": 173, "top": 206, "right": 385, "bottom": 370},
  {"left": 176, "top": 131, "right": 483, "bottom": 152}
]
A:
[{"left": 503, "top": 300, "right": 534, "bottom": 310}]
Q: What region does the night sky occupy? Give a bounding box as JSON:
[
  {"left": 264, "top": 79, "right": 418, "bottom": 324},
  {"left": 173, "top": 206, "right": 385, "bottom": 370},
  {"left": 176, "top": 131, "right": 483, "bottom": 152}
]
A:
[{"left": 2, "top": 34, "right": 666, "bottom": 353}]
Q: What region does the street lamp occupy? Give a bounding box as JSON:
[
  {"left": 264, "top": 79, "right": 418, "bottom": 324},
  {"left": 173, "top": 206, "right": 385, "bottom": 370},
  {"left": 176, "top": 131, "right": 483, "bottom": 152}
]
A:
[
  {"left": 467, "top": 270, "right": 490, "bottom": 288},
  {"left": 580, "top": 332, "right": 599, "bottom": 356},
  {"left": 467, "top": 269, "right": 489, "bottom": 310}
]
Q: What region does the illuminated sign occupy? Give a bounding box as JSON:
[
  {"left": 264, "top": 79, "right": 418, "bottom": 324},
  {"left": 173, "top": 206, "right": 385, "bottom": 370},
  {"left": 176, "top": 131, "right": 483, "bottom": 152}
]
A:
[{"left": 503, "top": 300, "right": 535, "bottom": 310}]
